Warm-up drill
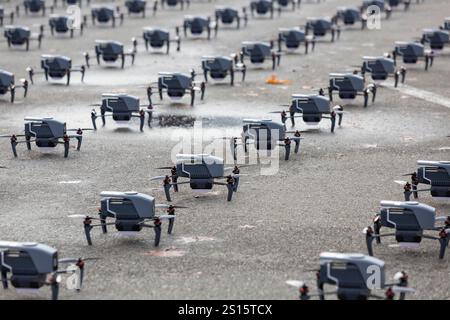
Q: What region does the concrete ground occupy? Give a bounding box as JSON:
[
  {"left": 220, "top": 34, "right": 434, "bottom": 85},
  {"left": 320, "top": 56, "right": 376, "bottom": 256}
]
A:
[{"left": 0, "top": 0, "right": 450, "bottom": 300}]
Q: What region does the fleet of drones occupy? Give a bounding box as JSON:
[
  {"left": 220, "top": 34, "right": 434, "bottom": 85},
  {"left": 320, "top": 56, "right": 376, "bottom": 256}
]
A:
[{"left": 0, "top": 0, "right": 449, "bottom": 301}]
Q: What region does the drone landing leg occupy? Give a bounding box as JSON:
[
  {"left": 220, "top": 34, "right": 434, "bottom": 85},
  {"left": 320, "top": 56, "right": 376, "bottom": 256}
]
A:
[
  {"left": 51, "top": 282, "right": 59, "bottom": 300},
  {"left": 168, "top": 218, "right": 174, "bottom": 234},
  {"left": 10, "top": 88, "right": 15, "bottom": 103},
  {"left": 100, "top": 215, "right": 107, "bottom": 233},
  {"left": 439, "top": 234, "right": 449, "bottom": 259},
  {"left": 366, "top": 233, "right": 376, "bottom": 256},
  {"left": 76, "top": 136, "right": 82, "bottom": 151},
  {"left": 164, "top": 184, "right": 172, "bottom": 202},
  {"left": 294, "top": 139, "right": 300, "bottom": 154},
  {"left": 233, "top": 176, "right": 240, "bottom": 192},
  {"left": 227, "top": 183, "right": 233, "bottom": 201},
  {"left": 26, "top": 135, "right": 31, "bottom": 150},
  {"left": 172, "top": 176, "right": 179, "bottom": 192},
  {"left": 10, "top": 141, "right": 18, "bottom": 157},
  {"left": 1, "top": 270, "right": 8, "bottom": 289},
  {"left": 154, "top": 225, "right": 161, "bottom": 246},
  {"left": 284, "top": 144, "right": 291, "bottom": 161},
  {"left": 84, "top": 223, "right": 93, "bottom": 245},
  {"left": 64, "top": 140, "right": 69, "bottom": 158}
]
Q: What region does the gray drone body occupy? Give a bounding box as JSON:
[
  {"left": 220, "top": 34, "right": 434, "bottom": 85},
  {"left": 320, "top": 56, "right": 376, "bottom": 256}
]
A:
[
  {"left": 287, "top": 252, "right": 412, "bottom": 300},
  {"left": 161, "top": 0, "right": 190, "bottom": 10},
  {"left": 153, "top": 154, "right": 239, "bottom": 202},
  {"left": 0, "top": 69, "right": 28, "bottom": 103},
  {"left": 182, "top": 15, "right": 217, "bottom": 40},
  {"left": 85, "top": 40, "right": 136, "bottom": 69},
  {"left": 91, "top": 93, "right": 145, "bottom": 131},
  {"left": 0, "top": 241, "right": 84, "bottom": 300},
  {"left": 250, "top": 0, "right": 276, "bottom": 18},
  {"left": 125, "top": 0, "right": 157, "bottom": 18},
  {"left": 49, "top": 15, "right": 84, "bottom": 37},
  {"left": 328, "top": 73, "right": 376, "bottom": 107},
  {"left": 416, "top": 161, "right": 450, "bottom": 198},
  {"left": 305, "top": 18, "right": 339, "bottom": 42},
  {"left": 148, "top": 71, "right": 205, "bottom": 107},
  {"left": 27, "top": 55, "right": 85, "bottom": 86},
  {"left": 240, "top": 41, "right": 281, "bottom": 70},
  {"left": 201, "top": 56, "right": 246, "bottom": 85},
  {"left": 393, "top": 41, "right": 434, "bottom": 70},
  {"left": 91, "top": 6, "right": 123, "bottom": 27},
  {"left": 2, "top": 117, "right": 86, "bottom": 158},
  {"left": 23, "top": 0, "right": 47, "bottom": 16},
  {"left": 278, "top": 27, "right": 314, "bottom": 54},
  {"left": 143, "top": 28, "right": 180, "bottom": 54},
  {"left": 240, "top": 119, "right": 302, "bottom": 161},
  {"left": 4, "top": 25, "right": 43, "bottom": 50},
  {"left": 215, "top": 7, "right": 247, "bottom": 29},
  {"left": 361, "top": 56, "right": 406, "bottom": 87},
  {"left": 421, "top": 29, "right": 450, "bottom": 50},
  {"left": 334, "top": 7, "right": 365, "bottom": 28},
  {"left": 365, "top": 200, "right": 450, "bottom": 259},
  {"left": 81, "top": 191, "right": 175, "bottom": 247}
]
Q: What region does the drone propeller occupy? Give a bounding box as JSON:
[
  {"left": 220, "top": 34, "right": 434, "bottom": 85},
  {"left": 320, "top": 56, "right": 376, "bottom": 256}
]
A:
[
  {"left": 401, "top": 173, "right": 415, "bottom": 177},
  {"left": 68, "top": 214, "right": 101, "bottom": 220},
  {"left": 0, "top": 166, "right": 6, "bottom": 169},
  {"left": 391, "top": 286, "right": 415, "bottom": 294},
  {"left": 155, "top": 204, "right": 188, "bottom": 209},
  {"left": 157, "top": 215, "right": 176, "bottom": 220},
  {"left": 286, "top": 280, "right": 305, "bottom": 288},
  {"left": 156, "top": 166, "right": 175, "bottom": 170},
  {"left": 150, "top": 175, "right": 167, "bottom": 181},
  {"left": 394, "top": 180, "right": 408, "bottom": 185},
  {"left": 66, "top": 128, "right": 94, "bottom": 132}
]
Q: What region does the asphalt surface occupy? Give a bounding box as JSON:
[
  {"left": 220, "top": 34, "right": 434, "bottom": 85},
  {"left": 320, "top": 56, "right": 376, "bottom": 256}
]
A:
[{"left": 0, "top": 0, "right": 450, "bottom": 300}]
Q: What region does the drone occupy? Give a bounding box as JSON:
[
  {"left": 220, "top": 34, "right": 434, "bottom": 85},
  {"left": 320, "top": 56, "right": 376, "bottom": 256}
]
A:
[
  {"left": 125, "top": 0, "right": 158, "bottom": 18},
  {"left": 421, "top": 29, "right": 449, "bottom": 51},
  {"left": 0, "top": 69, "right": 28, "bottom": 103},
  {"left": 84, "top": 39, "right": 137, "bottom": 69},
  {"left": 4, "top": 25, "right": 43, "bottom": 51},
  {"left": 395, "top": 160, "right": 450, "bottom": 201},
  {"left": 180, "top": 16, "right": 218, "bottom": 40},
  {"left": 364, "top": 201, "right": 450, "bottom": 259},
  {"left": 142, "top": 27, "right": 181, "bottom": 54},
  {"left": 387, "top": 0, "right": 412, "bottom": 11},
  {"left": 0, "top": 241, "right": 86, "bottom": 300},
  {"left": 70, "top": 191, "right": 185, "bottom": 247},
  {"left": 161, "top": 0, "right": 190, "bottom": 10},
  {"left": 27, "top": 55, "right": 86, "bottom": 86},
  {"left": 392, "top": 41, "right": 434, "bottom": 70},
  {"left": 234, "top": 119, "right": 303, "bottom": 161},
  {"left": 360, "top": 0, "right": 392, "bottom": 19},
  {"left": 22, "top": 0, "right": 54, "bottom": 16},
  {"left": 0, "top": 117, "right": 89, "bottom": 158},
  {"left": 215, "top": 6, "right": 248, "bottom": 29},
  {"left": 274, "top": 0, "right": 301, "bottom": 11},
  {"left": 286, "top": 252, "right": 414, "bottom": 300},
  {"left": 249, "top": 0, "right": 280, "bottom": 19},
  {"left": 201, "top": 55, "right": 246, "bottom": 86},
  {"left": 332, "top": 7, "right": 367, "bottom": 29},
  {"left": 90, "top": 94, "right": 148, "bottom": 131},
  {"left": 359, "top": 56, "right": 406, "bottom": 87},
  {"left": 90, "top": 6, "right": 124, "bottom": 28},
  {"left": 278, "top": 27, "right": 315, "bottom": 54},
  {"left": 57, "top": 0, "right": 90, "bottom": 7},
  {"left": 440, "top": 17, "right": 450, "bottom": 31},
  {"left": 240, "top": 41, "right": 281, "bottom": 70},
  {"left": 0, "top": 5, "right": 16, "bottom": 27},
  {"left": 326, "top": 73, "right": 377, "bottom": 107},
  {"left": 146, "top": 71, "right": 205, "bottom": 107},
  {"left": 272, "top": 94, "right": 343, "bottom": 132},
  {"left": 49, "top": 14, "right": 85, "bottom": 38},
  {"left": 305, "top": 17, "right": 340, "bottom": 42},
  {"left": 151, "top": 154, "right": 241, "bottom": 202}
]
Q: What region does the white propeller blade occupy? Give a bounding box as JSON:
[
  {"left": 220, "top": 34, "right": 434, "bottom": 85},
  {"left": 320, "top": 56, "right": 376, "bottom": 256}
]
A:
[
  {"left": 286, "top": 280, "right": 305, "bottom": 288},
  {"left": 394, "top": 180, "right": 408, "bottom": 185},
  {"left": 150, "top": 176, "right": 166, "bottom": 181},
  {"left": 392, "top": 286, "right": 415, "bottom": 294}
]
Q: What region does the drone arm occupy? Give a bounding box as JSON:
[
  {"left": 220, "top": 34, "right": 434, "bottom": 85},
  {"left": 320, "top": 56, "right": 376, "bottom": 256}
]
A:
[{"left": 71, "top": 65, "right": 86, "bottom": 82}]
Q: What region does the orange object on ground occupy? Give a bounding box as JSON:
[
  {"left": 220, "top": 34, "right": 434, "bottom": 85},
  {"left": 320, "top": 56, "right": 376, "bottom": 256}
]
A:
[{"left": 266, "top": 74, "right": 292, "bottom": 85}]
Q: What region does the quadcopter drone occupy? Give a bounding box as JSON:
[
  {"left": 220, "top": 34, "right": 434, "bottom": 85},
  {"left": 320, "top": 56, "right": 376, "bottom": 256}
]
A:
[
  {"left": 305, "top": 18, "right": 340, "bottom": 42},
  {"left": 360, "top": 0, "right": 392, "bottom": 19},
  {"left": 3, "top": 25, "right": 43, "bottom": 51},
  {"left": 49, "top": 14, "right": 85, "bottom": 38},
  {"left": 70, "top": 191, "right": 185, "bottom": 247},
  {"left": 180, "top": 16, "right": 218, "bottom": 40},
  {"left": 125, "top": 0, "right": 158, "bottom": 18},
  {"left": 387, "top": 0, "right": 412, "bottom": 11},
  {"left": 90, "top": 6, "right": 123, "bottom": 28},
  {"left": 392, "top": 41, "right": 434, "bottom": 70},
  {"left": 326, "top": 73, "right": 377, "bottom": 107},
  {"left": 84, "top": 39, "right": 137, "bottom": 69},
  {"left": 22, "top": 0, "right": 53, "bottom": 16},
  {"left": 146, "top": 71, "right": 205, "bottom": 107},
  {"left": 27, "top": 55, "right": 86, "bottom": 86},
  {"left": 90, "top": 94, "right": 148, "bottom": 131},
  {"left": 240, "top": 41, "right": 281, "bottom": 70},
  {"left": 161, "top": 0, "right": 190, "bottom": 10},
  {"left": 333, "top": 7, "right": 367, "bottom": 29},
  {"left": 0, "top": 241, "right": 86, "bottom": 300},
  {"left": 287, "top": 252, "right": 414, "bottom": 300},
  {"left": 234, "top": 119, "right": 303, "bottom": 161},
  {"left": 359, "top": 56, "right": 406, "bottom": 87},
  {"left": 421, "top": 29, "right": 449, "bottom": 51},
  {"left": 278, "top": 27, "right": 315, "bottom": 54},
  {"left": 0, "top": 117, "right": 89, "bottom": 158},
  {"left": 151, "top": 154, "right": 241, "bottom": 202},
  {"left": 57, "top": 0, "right": 90, "bottom": 7},
  {"left": 274, "top": 0, "right": 301, "bottom": 11},
  {"left": 215, "top": 6, "right": 248, "bottom": 29},
  {"left": 249, "top": 0, "right": 280, "bottom": 19},
  {"left": 440, "top": 18, "right": 450, "bottom": 31},
  {"left": 142, "top": 27, "right": 181, "bottom": 54},
  {"left": 396, "top": 160, "right": 450, "bottom": 200},
  {"left": 0, "top": 69, "right": 28, "bottom": 103},
  {"left": 0, "top": 5, "right": 16, "bottom": 27},
  {"left": 201, "top": 55, "right": 246, "bottom": 86},
  {"left": 272, "top": 94, "right": 343, "bottom": 132},
  {"left": 364, "top": 201, "right": 450, "bottom": 259}
]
